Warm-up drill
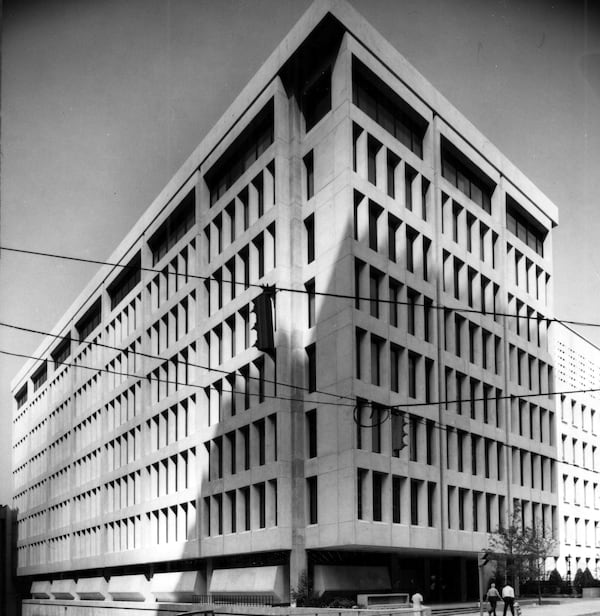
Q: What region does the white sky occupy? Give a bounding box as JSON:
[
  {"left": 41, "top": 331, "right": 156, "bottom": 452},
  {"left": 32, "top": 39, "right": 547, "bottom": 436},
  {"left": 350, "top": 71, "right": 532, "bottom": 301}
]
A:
[{"left": 1, "top": 0, "right": 600, "bottom": 505}]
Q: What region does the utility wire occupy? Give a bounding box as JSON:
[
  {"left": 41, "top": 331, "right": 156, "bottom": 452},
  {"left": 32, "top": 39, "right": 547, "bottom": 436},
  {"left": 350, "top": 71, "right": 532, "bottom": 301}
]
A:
[
  {"left": 6, "top": 346, "right": 600, "bottom": 413},
  {"left": 6, "top": 347, "right": 593, "bottom": 478},
  {"left": 2, "top": 348, "right": 348, "bottom": 408},
  {"left": 3, "top": 244, "right": 599, "bottom": 327},
  {"left": 353, "top": 402, "right": 595, "bottom": 476},
  {"left": 0, "top": 320, "right": 355, "bottom": 405}
]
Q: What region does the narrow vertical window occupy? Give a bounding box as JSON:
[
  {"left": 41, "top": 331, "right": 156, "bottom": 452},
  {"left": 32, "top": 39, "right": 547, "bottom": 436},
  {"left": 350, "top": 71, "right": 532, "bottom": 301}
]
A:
[
  {"left": 242, "top": 486, "right": 251, "bottom": 530},
  {"left": 307, "top": 476, "right": 318, "bottom": 524},
  {"left": 390, "top": 344, "right": 402, "bottom": 393},
  {"left": 305, "top": 215, "right": 315, "bottom": 263},
  {"left": 387, "top": 151, "right": 400, "bottom": 198},
  {"left": 388, "top": 214, "right": 400, "bottom": 263},
  {"left": 357, "top": 468, "right": 367, "bottom": 520},
  {"left": 411, "top": 479, "right": 420, "bottom": 525},
  {"left": 452, "top": 202, "right": 460, "bottom": 243},
  {"left": 422, "top": 237, "right": 430, "bottom": 281},
  {"left": 306, "top": 409, "right": 317, "bottom": 458},
  {"left": 306, "top": 278, "right": 316, "bottom": 327},
  {"left": 393, "top": 476, "right": 402, "bottom": 523},
  {"left": 389, "top": 279, "right": 401, "bottom": 327},
  {"left": 356, "top": 328, "right": 366, "bottom": 380},
  {"left": 367, "top": 137, "right": 380, "bottom": 185},
  {"left": 427, "top": 482, "right": 435, "bottom": 527},
  {"left": 406, "top": 227, "right": 417, "bottom": 273},
  {"left": 425, "top": 358, "right": 434, "bottom": 404},
  {"left": 408, "top": 352, "right": 418, "bottom": 398},
  {"left": 242, "top": 425, "right": 250, "bottom": 471},
  {"left": 306, "top": 343, "right": 316, "bottom": 392},
  {"left": 228, "top": 490, "right": 236, "bottom": 533},
  {"left": 369, "top": 268, "right": 381, "bottom": 318},
  {"left": 426, "top": 419, "right": 434, "bottom": 465},
  {"left": 405, "top": 165, "right": 416, "bottom": 210},
  {"left": 373, "top": 472, "right": 384, "bottom": 522},
  {"left": 257, "top": 483, "right": 266, "bottom": 528},
  {"left": 227, "top": 431, "right": 236, "bottom": 474},
  {"left": 256, "top": 419, "right": 265, "bottom": 466},
  {"left": 372, "top": 404, "right": 382, "bottom": 454},
  {"left": 424, "top": 297, "right": 433, "bottom": 343},
  {"left": 368, "top": 202, "right": 381, "bottom": 252},
  {"left": 371, "top": 336, "right": 383, "bottom": 386},
  {"left": 407, "top": 289, "right": 417, "bottom": 336},
  {"left": 304, "top": 151, "right": 314, "bottom": 200},
  {"left": 458, "top": 488, "right": 467, "bottom": 530},
  {"left": 409, "top": 415, "right": 418, "bottom": 462},
  {"left": 421, "top": 178, "right": 429, "bottom": 220}
]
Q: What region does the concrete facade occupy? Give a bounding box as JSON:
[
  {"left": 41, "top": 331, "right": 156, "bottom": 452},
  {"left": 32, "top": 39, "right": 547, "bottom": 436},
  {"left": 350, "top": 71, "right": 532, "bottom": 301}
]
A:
[
  {"left": 553, "top": 326, "right": 600, "bottom": 582},
  {"left": 11, "top": 0, "right": 559, "bottom": 609}
]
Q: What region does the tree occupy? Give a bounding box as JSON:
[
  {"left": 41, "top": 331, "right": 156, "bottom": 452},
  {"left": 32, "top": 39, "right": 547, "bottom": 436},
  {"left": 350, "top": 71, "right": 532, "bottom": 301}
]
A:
[{"left": 488, "top": 503, "right": 557, "bottom": 604}]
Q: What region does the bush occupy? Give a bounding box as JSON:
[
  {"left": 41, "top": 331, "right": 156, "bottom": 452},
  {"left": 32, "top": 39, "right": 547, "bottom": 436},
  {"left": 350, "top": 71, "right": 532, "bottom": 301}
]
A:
[
  {"left": 573, "top": 568, "right": 585, "bottom": 594},
  {"left": 581, "top": 568, "right": 600, "bottom": 588},
  {"left": 291, "top": 570, "right": 320, "bottom": 606},
  {"left": 327, "top": 597, "right": 356, "bottom": 608},
  {"left": 548, "top": 569, "right": 562, "bottom": 586}
]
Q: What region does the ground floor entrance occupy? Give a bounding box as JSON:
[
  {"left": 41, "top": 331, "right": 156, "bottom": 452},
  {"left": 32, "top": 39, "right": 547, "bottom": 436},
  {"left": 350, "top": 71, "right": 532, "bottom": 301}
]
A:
[{"left": 307, "top": 549, "right": 483, "bottom": 604}]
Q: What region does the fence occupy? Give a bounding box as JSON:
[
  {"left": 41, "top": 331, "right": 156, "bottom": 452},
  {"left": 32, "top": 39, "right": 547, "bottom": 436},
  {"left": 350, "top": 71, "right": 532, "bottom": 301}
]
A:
[{"left": 191, "top": 594, "right": 275, "bottom": 606}]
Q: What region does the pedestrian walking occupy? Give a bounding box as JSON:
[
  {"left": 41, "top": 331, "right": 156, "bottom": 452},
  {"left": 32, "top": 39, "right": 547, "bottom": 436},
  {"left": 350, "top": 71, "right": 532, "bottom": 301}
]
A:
[
  {"left": 486, "top": 582, "right": 501, "bottom": 615},
  {"left": 411, "top": 590, "right": 424, "bottom": 609},
  {"left": 501, "top": 583, "right": 515, "bottom": 616}
]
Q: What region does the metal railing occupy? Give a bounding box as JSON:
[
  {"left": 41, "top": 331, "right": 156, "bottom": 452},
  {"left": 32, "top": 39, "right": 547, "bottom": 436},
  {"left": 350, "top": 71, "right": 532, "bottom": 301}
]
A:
[{"left": 191, "top": 594, "right": 275, "bottom": 606}]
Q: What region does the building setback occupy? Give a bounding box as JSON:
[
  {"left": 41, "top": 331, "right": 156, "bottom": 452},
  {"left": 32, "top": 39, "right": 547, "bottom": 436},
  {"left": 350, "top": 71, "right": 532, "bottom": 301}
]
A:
[
  {"left": 553, "top": 326, "right": 600, "bottom": 583},
  {"left": 11, "top": 0, "right": 560, "bottom": 608}
]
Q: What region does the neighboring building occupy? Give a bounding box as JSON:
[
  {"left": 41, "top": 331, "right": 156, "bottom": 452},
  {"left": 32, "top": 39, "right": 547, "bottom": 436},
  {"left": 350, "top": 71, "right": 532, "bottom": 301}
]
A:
[
  {"left": 11, "top": 0, "right": 559, "bottom": 609},
  {"left": 553, "top": 325, "right": 600, "bottom": 582}
]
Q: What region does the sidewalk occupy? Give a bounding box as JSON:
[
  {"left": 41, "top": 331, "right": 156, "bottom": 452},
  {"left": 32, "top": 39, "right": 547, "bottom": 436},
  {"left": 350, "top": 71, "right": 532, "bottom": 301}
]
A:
[{"left": 457, "top": 597, "right": 600, "bottom": 616}]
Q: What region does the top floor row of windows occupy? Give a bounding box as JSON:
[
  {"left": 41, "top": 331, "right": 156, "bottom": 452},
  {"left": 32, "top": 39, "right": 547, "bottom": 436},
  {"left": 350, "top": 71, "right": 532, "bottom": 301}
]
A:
[
  {"left": 206, "top": 100, "right": 274, "bottom": 207},
  {"left": 352, "top": 58, "right": 426, "bottom": 159},
  {"left": 506, "top": 196, "right": 546, "bottom": 257}
]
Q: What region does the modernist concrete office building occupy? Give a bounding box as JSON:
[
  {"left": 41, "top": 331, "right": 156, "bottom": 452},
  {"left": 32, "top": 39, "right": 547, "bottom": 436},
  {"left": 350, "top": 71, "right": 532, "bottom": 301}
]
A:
[
  {"left": 11, "top": 0, "right": 560, "bottom": 608},
  {"left": 553, "top": 326, "right": 600, "bottom": 582}
]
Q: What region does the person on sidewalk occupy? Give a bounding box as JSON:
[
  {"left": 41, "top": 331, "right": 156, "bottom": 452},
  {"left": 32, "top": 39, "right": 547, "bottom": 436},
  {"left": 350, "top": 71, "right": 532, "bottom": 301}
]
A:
[
  {"left": 486, "top": 582, "right": 501, "bottom": 615},
  {"left": 501, "top": 583, "right": 515, "bottom": 616},
  {"left": 411, "top": 590, "right": 423, "bottom": 609}
]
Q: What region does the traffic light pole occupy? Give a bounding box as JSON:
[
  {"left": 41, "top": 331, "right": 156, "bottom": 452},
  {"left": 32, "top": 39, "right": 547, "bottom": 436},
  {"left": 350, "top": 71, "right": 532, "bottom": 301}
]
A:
[
  {"left": 478, "top": 551, "right": 491, "bottom": 616},
  {"left": 478, "top": 563, "right": 484, "bottom": 616}
]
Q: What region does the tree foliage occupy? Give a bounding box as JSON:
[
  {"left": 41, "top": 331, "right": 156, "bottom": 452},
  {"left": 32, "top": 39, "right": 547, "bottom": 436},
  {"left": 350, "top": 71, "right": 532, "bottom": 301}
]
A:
[{"left": 488, "top": 503, "right": 558, "bottom": 603}]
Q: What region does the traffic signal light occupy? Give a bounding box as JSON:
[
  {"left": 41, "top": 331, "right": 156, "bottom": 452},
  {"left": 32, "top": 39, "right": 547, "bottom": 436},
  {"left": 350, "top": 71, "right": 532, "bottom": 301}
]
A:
[
  {"left": 391, "top": 411, "right": 409, "bottom": 454},
  {"left": 478, "top": 550, "right": 492, "bottom": 567},
  {"left": 252, "top": 287, "right": 275, "bottom": 352}
]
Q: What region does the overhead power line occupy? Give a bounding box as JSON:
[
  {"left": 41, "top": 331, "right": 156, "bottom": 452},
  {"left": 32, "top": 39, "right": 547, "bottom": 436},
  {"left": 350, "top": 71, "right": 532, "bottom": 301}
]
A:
[
  {"left": 5, "top": 345, "right": 600, "bottom": 413},
  {"left": 2, "top": 348, "right": 346, "bottom": 408},
  {"left": 5, "top": 347, "right": 595, "bottom": 478},
  {"left": 0, "top": 320, "right": 355, "bottom": 405}
]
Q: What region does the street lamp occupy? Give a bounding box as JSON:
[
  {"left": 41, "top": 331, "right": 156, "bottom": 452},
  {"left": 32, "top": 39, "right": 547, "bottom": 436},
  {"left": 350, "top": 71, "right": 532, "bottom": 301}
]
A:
[{"left": 566, "top": 554, "right": 572, "bottom": 591}]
